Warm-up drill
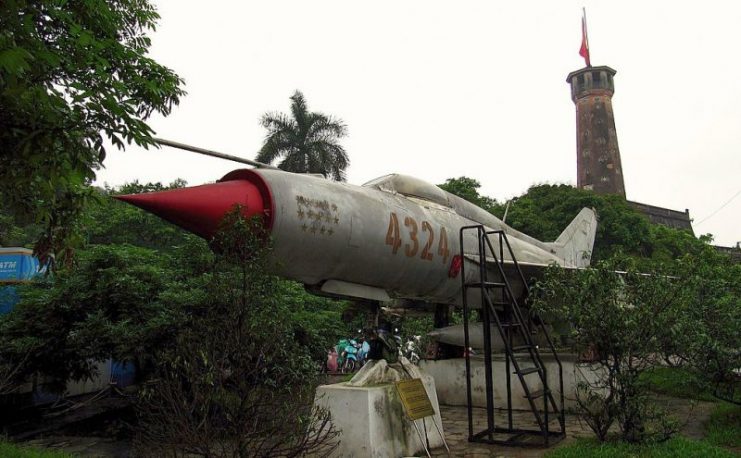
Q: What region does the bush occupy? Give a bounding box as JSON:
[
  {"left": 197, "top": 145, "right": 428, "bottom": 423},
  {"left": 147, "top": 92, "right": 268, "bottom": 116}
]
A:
[
  {"left": 530, "top": 258, "right": 689, "bottom": 442},
  {"left": 135, "top": 211, "right": 339, "bottom": 456}
]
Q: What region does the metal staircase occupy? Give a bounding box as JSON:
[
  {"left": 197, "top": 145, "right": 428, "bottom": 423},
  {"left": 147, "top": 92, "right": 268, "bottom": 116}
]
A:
[{"left": 458, "top": 225, "right": 565, "bottom": 447}]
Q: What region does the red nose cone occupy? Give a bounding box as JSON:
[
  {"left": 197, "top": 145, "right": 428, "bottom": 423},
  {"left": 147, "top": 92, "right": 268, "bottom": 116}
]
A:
[{"left": 115, "top": 170, "right": 273, "bottom": 239}]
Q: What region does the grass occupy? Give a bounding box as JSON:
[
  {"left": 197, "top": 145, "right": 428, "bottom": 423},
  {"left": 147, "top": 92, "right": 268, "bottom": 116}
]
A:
[
  {"left": 0, "top": 441, "right": 72, "bottom": 458},
  {"left": 554, "top": 366, "right": 740, "bottom": 456},
  {"left": 705, "top": 402, "right": 741, "bottom": 448},
  {"left": 642, "top": 366, "right": 740, "bottom": 448},
  {"left": 641, "top": 366, "right": 717, "bottom": 402},
  {"left": 545, "top": 436, "right": 736, "bottom": 458}
]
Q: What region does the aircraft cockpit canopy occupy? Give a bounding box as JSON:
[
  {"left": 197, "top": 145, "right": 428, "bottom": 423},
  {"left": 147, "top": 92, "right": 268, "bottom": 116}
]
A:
[{"left": 363, "top": 174, "right": 452, "bottom": 208}]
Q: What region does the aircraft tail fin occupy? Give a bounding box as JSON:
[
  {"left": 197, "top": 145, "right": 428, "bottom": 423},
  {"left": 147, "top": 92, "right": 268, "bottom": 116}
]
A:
[{"left": 545, "top": 208, "right": 598, "bottom": 268}]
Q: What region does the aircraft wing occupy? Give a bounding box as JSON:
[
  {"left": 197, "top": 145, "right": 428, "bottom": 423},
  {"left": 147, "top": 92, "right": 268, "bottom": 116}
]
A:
[{"left": 463, "top": 254, "right": 582, "bottom": 281}]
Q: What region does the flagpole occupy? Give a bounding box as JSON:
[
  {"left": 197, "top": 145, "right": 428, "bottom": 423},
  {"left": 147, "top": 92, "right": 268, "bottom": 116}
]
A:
[{"left": 582, "top": 7, "right": 591, "bottom": 67}]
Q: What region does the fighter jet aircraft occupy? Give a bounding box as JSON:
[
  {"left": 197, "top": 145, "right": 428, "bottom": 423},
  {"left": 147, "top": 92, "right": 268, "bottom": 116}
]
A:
[{"left": 117, "top": 139, "right": 597, "bottom": 308}]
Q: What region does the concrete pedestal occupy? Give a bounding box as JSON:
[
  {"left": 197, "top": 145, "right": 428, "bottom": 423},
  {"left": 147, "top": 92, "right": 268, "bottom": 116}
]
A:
[
  {"left": 420, "top": 354, "right": 599, "bottom": 410},
  {"left": 314, "top": 372, "right": 444, "bottom": 457}
]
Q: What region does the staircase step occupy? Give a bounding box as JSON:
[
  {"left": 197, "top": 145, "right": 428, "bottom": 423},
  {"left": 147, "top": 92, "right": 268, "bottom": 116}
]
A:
[
  {"left": 526, "top": 388, "right": 550, "bottom": 399},
  {"left": 465, "top": 281, "right": 506, "bottom": 288},
  {"left": 518, "top": 367, "right": 541, "bottom": 376},
  {"left": 499, "top": 322, "right": 522, "bottom": 328}
]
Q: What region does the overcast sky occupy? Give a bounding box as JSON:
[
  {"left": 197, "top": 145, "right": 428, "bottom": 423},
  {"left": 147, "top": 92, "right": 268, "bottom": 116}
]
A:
[{"left": 95, "top": 0, "right": 741, "bottom": 247}]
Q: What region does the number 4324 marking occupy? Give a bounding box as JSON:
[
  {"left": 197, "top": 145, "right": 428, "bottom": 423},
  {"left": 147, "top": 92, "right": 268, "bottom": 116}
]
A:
[{"left": 385, "top": 212, "right": 450, "bottom": 263}]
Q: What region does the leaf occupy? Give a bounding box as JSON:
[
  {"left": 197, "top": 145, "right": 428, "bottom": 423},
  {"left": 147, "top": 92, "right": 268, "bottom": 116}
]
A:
[{"left": 0, "top": 47, "right": 33, "bottom": 74}]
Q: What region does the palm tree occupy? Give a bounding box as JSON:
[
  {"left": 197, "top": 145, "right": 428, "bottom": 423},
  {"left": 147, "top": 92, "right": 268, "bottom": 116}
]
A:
[{"left": 256, "top": 91, "right": 349, "bottom": 181}]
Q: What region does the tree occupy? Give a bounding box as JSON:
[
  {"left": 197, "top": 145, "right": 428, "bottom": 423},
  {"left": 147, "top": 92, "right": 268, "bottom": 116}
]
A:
[
  {"left": 136, "top": 210, "right": 339, "bottom": 457},
  {"left": 0, "top": 181, "right": 205, "bottom": 397},
  {"left": 0, "top": 0, "right": 185, "bottom": 263},
  {"left": 438, "top": 176, "right": 501, "bottom": 215},
  {"left": 256, "top": 91, "right": 349, "bottom": 181},
  {"left": 83, "top": 179, "right": 197, "bottom": 251},
  {"left": 669, "top": 246, "right": 741, "bottom": 397},
  {"left": 0, "top": 209, "right": 41, "bottom": 248},
  {"left": 499, "top": 184, "right": 655, "bottom": 261},
  {"left": 1, "top": 181, "right": 350, "bottom": 405},
  {"left": 437, "top": 180, "right": 658, "bottom": 261},
  {"left": 0, "top": 243, "right": 190, "bottom": 392},
  {"left": 530, "top": 258, "right": 689, "bottom": 442}
]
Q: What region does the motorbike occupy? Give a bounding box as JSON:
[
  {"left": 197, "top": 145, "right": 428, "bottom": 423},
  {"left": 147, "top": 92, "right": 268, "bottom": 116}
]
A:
[
  {"left": 335, "top": 338, "right": 350, "bottom": 370},
  {"left": 357, "top": 339, "right": 370, "bottom": 367},
  {"left": 341, "top": 340, "right": 359, "bottom": 373},
  {"left": 403, "top": 336, "right": 421, "bottom": 364}
]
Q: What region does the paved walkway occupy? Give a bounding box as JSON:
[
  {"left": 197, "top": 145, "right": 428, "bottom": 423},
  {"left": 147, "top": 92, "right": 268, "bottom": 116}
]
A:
[{"left": 429, "top": 405, "right": 590, "bottom": 457}]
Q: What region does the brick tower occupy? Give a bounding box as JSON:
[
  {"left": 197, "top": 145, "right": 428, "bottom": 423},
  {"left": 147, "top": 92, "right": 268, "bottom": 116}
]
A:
[{"left": 566, "top": 66, "right": 626, "bottom": 196}]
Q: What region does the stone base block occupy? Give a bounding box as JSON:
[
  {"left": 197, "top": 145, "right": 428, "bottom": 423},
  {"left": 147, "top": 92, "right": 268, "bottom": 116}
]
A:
[{"left": 314, "top": 374, "right": 444, "bottom": 458}]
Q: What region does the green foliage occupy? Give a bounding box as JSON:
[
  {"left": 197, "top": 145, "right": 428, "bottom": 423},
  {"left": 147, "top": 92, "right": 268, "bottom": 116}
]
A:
[
  {"left": 81, "top": 180, "right": 197, "bottom": 251},
  {"left": 438, "top": 177, "right": 729, "bottom": 267},
  {"left": 439, "top": 176, "right": 740, "bottom": 444},
  {"left": 545, "top": 437, "right": 736, "bottom": 458},
  {"left": 136, "top": 210, "right": 338, "bottom": 456},
  {"left": 0, "top": 441, "right": 72, "bottom": 458},
  {"left": 531, "top": 258, "right": 691, "bottom": 442},
  {"left": 399, "top": 315, "right": 434, "bottom": 339},
  {"left": 0, "top": 210, "right": 41, "bottom": 248},
  {"left": 0, "top": 180, "right": 211, "bottom": 390},
  {"left": 529, "top": 234, "right": 739, "bottom": 443},
  {"left": 394, "top": 314, "right": 434, "bottom": 355},
  {"left": 670, "top": 249, "right": 741, "bottom": 389},
  {"left": 0, "top": 0, "right": 185, "bottom": 262},
  {"left": 438, "top": 177, "right": 501, "bottom": 215},
  {"left": 0, "top": 181, "right": 349, "bottom": 395},
  {"left": 280, "top": 281, "right": 348, "bottom": 361},
  {"left": 256, "top": 91, "right": 349, "bottom": 181},
  {"left": 705, "top": 403, "right": 741, "bottom": 448},
  {"left": 647, "top": 224, "right": 712, "bottom": 265},
  {"left": 641, "top": 367, "right": 716, "bottom": 402},
  {"left": 500, "top": 184, "right": 654, "bottom": 261},
  {"left": 0, "top": 244, "right": 192, "bottom": 391}
]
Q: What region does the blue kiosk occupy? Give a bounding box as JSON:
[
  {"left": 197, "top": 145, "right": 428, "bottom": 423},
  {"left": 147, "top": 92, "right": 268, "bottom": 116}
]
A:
[{"left": 0, "top": 247, "right": 44, "bottom": 314}]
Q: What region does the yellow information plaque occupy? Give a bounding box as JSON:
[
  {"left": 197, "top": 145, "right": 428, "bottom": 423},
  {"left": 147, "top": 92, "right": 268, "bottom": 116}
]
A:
[{"left": 395, "top": 378, "right": 435, "bottom": 420}]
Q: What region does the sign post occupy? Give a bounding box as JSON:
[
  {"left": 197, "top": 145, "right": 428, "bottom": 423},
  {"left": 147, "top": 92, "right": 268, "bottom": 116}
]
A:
[{"left": 395, "top": 378, "right": 450, "bottom": 457}]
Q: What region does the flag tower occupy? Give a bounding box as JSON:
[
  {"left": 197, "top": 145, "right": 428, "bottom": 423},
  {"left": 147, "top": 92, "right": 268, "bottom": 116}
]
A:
[{"left": 566, "top": 10, "right": 626, "bottom": 197}]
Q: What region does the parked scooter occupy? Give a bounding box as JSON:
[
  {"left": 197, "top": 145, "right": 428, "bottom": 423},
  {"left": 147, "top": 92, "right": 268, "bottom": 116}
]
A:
[
  {"left": 341, "top": 340, "right": 359, "bottom": 373},
  {"left": 335, "top": 338, "right": 350, "bottom": 370},
  {"left": 357, "top": 339, "right": 370, "bottom": 367},
  {"left": 403, "top": 336, "right": 421, "bottom": 364}
]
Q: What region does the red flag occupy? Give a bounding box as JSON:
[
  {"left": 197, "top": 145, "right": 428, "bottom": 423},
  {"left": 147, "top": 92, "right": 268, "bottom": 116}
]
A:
[{"left": 579, "top": 10, "right": 591, "bottom": 67}]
